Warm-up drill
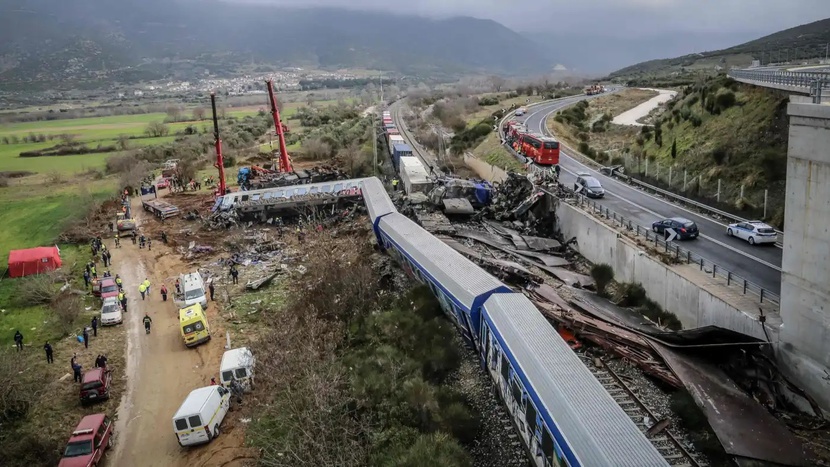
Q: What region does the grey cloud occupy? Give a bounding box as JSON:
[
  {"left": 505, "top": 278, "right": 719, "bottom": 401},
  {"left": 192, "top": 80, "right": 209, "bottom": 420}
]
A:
[{"left": 232, "top": 0, "right": 830, "bottom": 38}]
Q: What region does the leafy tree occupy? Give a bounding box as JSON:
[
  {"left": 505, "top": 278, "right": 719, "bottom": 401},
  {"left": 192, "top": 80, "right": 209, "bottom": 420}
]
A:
[{"left": 144, "top": 121, "right": 170, "bottom": 138}]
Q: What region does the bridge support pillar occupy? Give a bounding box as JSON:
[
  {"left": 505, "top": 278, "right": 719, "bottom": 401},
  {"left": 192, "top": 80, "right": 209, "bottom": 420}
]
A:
[{"left": 779, "top": 100, "right": 830, "bottom": 412}]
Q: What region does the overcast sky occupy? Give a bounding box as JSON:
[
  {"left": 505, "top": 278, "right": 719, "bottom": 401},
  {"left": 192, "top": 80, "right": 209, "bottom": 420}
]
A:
[{"left": 234, "top": 0, "right": 830, "bottom": 38}]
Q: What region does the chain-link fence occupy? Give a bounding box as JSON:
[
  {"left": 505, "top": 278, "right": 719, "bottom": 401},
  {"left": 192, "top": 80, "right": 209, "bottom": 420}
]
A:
[{"left": 614, "top": 153, "right": 787, "bottom": 227}]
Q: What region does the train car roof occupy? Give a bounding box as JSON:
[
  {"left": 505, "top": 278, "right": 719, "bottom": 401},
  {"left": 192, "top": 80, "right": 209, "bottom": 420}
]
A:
[
  {"left": 484, "top": 293, "right": 669, "bottom": 467},
  {"left": 378, "top": 213, "right": 506, "bottom": 311},
  {"left": 360, "top": 177, "right": 396, "bottom": 223}
]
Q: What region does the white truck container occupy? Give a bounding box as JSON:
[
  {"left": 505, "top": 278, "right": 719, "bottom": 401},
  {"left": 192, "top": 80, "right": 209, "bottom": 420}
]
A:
[
  {"left": 399, "top": 156, "right": 433, "bottom": 195},
  {"left": 172, "top": 386, "right": 231, "bottom": 446},
  {"left": 387, "top": 134, "right": 404, "bottom": 153}
]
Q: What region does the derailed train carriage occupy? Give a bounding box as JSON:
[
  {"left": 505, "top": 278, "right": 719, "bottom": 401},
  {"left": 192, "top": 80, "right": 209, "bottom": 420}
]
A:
[{"left": 361, "top": 177, "right": 668, "bottom": 467}]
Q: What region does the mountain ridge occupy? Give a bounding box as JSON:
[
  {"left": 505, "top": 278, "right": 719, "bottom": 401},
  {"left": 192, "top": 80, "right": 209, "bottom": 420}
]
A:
[
  {"left": 0, "top": 0, "right": 554, "bottom": 91},
  {"left": 608, "top": 17, "right": 830, "bottom": 80}
]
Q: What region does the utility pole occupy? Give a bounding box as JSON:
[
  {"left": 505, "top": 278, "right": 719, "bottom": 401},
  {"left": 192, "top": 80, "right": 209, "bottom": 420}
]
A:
[{"left": 374, "top": 73, "right": 383, "bottom": 177}]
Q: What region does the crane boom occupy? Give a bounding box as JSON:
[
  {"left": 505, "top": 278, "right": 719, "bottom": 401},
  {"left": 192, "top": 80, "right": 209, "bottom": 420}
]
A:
[
  {"left": 265, "top": 79, "right": 293, "bottom": 173},
  {"left": 211, "top": 92, "right": 228, "bottom": 196}
]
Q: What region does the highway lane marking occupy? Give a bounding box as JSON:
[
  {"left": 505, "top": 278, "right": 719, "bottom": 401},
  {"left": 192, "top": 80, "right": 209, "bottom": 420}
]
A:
[
  {"left": 556, "top": 162, "right": 783, "bottom": 273},
  {"left": 532, "top": 107, "right": 785, "bottom": 251}
]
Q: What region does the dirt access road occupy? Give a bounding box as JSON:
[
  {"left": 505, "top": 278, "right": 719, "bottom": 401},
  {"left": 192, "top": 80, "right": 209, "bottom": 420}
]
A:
[{"left": 107, "top": 195, "right": 254, "bottom": 467}]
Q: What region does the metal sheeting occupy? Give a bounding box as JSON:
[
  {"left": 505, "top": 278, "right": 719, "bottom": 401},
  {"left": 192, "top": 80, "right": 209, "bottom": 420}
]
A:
[
  {"left": 360, "top": 177, "right": 396, "bottom": 222},
  {"left": 484, "top": 293, "right": 669, "bottom": 467},
  {"left": 379, "top": 213, "right": 504, "bottom": 311}
]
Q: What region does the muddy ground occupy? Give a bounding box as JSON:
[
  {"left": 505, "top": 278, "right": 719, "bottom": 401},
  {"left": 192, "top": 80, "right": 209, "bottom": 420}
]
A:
[{"left": 107, "top": 191, "right": 257, "bottom": 467}]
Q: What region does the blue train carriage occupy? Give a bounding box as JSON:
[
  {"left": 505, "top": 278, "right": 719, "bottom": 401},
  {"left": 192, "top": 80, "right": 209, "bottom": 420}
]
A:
[
  {"left": 480, "top": 293, "right": 669, "bottom": 467},
  {"left": 376, "top": 212, "right": 509, "bottom": 346}
]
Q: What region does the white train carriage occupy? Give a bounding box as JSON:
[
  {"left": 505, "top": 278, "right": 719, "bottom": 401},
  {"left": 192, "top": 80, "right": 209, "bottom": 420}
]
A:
[
  {"left": 480, "top": 293, "right": 668, "bottom": 467},
  {"left": 376, "top": 212, "right": 510, "bottom": 345}
]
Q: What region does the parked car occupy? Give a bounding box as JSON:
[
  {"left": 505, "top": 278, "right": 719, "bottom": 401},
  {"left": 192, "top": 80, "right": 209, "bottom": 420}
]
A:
[
  {"left": 98, "top": 278, "right": 119, "bottom": 300},
  {"left": 80, "top": 368, "right": 112, "bottom": 405},
  {"left": 574, "top": 173, "right": 605, "bottom": 198},
  {"left": 726, "top": 220, "right": 777, "bottom": 245},
  {"left": 651, "top": 217, "right": 699, "bottom": 240},
  {"left": 100, "top": 296, "right": 123, "bottom": 326},
  {"left": 58, "top": 414, "right": 113, "bottom": 467}
]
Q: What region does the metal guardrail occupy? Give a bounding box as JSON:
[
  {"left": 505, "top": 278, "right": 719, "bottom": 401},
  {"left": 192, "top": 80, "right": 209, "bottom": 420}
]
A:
[
  {"left": 559, "top": 189, "right": 780, "bottom": 306},
  {"left": 728, "top": 69, "right": 830, "bottom": 90}
]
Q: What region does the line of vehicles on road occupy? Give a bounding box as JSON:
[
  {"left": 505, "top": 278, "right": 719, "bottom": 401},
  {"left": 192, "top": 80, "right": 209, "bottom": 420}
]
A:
[
  {"left": 59, "top": 260, "right": 255, "bottom": 464},
  {"left": 574, "top": 172, "right": 778, "bottom": 245}
]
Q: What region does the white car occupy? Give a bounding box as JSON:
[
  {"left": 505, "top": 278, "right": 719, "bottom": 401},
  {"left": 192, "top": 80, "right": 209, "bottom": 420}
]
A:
[
  {"left": 726, "top": 220, "right": 777, "bottom": 245},
  {"left": 100, "top": 296, "right": 123, "bottom": 326}
]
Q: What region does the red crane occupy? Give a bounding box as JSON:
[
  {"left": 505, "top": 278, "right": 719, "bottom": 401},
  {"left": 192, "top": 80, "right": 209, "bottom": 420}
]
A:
[
  {"left": 265, "top": 79, "right": 293, "bottom": 173},
  {"left": 210, "top": 92, "right": 227, "bottom": 196}
]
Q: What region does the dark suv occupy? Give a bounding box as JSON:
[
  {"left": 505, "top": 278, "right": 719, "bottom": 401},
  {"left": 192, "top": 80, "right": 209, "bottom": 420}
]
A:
[
  {"left": 652, "top": 217, "right": 699, "bottom": 240},
  {"left": 80, "top": 368, "right": 112, "bottom": 405}
]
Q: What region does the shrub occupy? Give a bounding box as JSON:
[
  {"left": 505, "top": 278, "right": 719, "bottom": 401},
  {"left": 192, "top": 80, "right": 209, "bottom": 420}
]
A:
[
  {"left": 590, "top": 263, "right": 614, "bottom": 296},
  {"left": 711, "top": 147, "right": 728, "bottom": 165},
  {"left": 715, "top": 91, "right": 736, "bottom": 111},
  {"left": 689, "top": 114, "right": 702, "bottom": 127},
  {"left": 578, "top": 141, "right": 590, "bottom": 154}
]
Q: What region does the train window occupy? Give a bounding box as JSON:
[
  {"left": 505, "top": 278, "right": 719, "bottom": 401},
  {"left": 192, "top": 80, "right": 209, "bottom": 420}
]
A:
[
  {"left": 554, "top": 447, "right": 567, "bottom": 467},
  {"left": 542, "top": 428, "right": 555, "bottom": 467},
  {"left": 500, "top": 355, "right": 510, "bottom": 382},
  {"left": 511, "top": 379, "right": 523, "bottom": 404},
  {"left": 525, "top": 400, "right": 537, "bottom": 435},
  {"left": 483, "top": 328, "right": 490, "bottom": 361}
]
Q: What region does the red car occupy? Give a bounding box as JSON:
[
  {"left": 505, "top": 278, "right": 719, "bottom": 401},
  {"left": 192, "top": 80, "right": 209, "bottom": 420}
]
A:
[
  {"left": 98, "top": 278, "right": 119, "bottom": 300},
  {"left": 80, "top": 368, "right": 112, "bottom": 405},
  {"left": 59, "top": 414, "right": 114, "bottom": 467}
]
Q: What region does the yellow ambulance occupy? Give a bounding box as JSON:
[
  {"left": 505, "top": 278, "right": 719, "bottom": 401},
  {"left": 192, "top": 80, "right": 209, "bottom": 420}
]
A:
[{"left": 179, "top": 304, "right": 211, "bottom": 347}]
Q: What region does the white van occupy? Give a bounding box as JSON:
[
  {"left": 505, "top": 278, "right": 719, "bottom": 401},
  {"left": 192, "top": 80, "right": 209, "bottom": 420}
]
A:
[
  {"left": 220, "top": 347, "right": 255, "bottom": 391},
  {"left": 172, "top": 385, "right": 230, "bottom": 446},
  {"left": 175, "top": 272, "right": 208, "bottom": 310}
]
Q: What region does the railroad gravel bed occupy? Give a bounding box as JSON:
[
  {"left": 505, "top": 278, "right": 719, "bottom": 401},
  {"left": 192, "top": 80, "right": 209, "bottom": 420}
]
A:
[
  {"left": 602, "top": 357, "right": 711, "bottom": 466},
  {"left": 447, "top": 334, "right": 528, "bottom": 467}
]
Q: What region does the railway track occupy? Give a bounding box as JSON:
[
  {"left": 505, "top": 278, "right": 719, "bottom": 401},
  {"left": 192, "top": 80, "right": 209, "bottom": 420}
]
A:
[
  {"left": 389, "top": 101, "right": 436, "bottom": 170},
  {"left": 577, "top": 353, "right": 706, "bottom": 467}
]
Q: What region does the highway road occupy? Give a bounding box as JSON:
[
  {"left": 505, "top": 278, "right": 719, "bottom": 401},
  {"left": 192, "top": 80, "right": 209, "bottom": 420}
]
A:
[{"left": 517, "top": 98, "right": 784, "bottom": 296}]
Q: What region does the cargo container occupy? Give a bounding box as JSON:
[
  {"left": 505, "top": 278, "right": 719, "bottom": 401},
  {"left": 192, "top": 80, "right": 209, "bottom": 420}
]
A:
[
  {"left": 388, "top": 135, "right": 405, "bottom": 153},
  {"left": 384, "top": 123, "right": 396, "bottom": 131},
  {"left": 399, "top": 156, "right": 433, "bottom": 194},
  {"left": 387, "top": 128, "right": 400, "bottom": 136},
  {"left": 392, "top": 144, "right": 413, "bottom": 169}
]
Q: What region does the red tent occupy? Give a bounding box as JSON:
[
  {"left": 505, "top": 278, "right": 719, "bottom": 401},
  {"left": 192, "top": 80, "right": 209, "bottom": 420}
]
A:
[{"left": 8, "top": 246, "right": 62, "bottom": 278}]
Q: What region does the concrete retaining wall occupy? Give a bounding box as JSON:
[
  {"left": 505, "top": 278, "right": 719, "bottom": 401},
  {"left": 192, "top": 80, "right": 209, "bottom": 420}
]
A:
[
  {"left": 464, "top": 153, "right": 508, "bottom": 183},
  {"left": 556, "top": 201, "right": 778, "bottom": 341}
]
